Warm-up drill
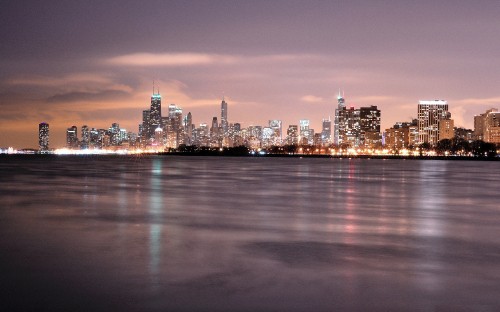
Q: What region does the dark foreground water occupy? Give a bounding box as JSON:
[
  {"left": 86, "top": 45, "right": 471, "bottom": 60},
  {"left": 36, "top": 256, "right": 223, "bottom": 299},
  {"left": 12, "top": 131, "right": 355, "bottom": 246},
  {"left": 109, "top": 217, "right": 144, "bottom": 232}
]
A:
[{"left": 1, "top": 156, "right": 499, "bottom": 311}]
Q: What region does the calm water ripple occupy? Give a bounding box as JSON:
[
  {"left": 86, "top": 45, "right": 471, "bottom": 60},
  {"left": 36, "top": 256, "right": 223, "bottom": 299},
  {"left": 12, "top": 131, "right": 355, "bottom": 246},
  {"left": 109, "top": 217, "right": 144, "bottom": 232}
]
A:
[{"left": 1, "top": 155, "right": 499, "bottom": 311}]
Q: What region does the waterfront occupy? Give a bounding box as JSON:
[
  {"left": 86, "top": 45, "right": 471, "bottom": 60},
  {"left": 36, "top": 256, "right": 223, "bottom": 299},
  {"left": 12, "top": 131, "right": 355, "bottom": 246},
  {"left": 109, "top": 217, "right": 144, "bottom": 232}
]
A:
[{"left": 1, "top": 156, "right": 500, "bottom": 311}]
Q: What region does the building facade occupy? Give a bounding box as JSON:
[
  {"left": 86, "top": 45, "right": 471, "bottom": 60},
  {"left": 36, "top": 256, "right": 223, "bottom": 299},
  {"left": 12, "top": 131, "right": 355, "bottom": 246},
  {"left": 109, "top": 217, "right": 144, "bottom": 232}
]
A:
[
  {"left": 417, "top": 100, "right": 451, "bottom": 145},
  {"left": 38, "top": 122, "right": 49, "bottom": 152}
]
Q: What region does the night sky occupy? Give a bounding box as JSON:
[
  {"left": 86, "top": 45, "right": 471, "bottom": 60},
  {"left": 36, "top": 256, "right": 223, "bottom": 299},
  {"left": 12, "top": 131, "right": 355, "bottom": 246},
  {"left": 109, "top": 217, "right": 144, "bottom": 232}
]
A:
[{"left": 2, "top": 0, "right": 500, "bottom": 148}]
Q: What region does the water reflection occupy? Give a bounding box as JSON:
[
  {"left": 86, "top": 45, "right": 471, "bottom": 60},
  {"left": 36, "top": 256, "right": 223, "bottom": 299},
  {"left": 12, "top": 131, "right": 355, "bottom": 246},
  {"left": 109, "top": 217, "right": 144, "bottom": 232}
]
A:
[
  {"left": 1, "top": 156, "right": 500, "bottom": 311},
  {"left": 149, "top": 158, "right": 163, "bottom": 281}
]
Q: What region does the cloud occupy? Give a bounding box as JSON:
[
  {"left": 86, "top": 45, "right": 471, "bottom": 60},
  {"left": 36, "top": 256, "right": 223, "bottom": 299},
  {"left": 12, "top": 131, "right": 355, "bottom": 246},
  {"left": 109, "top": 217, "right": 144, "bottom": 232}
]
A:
[
  {"left": 46, "top": 90, "right": 130, "bottom": 104},
  {"left": 454, "top": 97, "right": 500, "bottom": 107},
  {"left": 6, "top": 73, "right": 134, "bottom": 95},
  {"left": 106, "top": 53, "right": 237, "bottom": 67},
  {"left": 105, "top": 52, "right": 321, "bottom": 67},
  {"left": 300, "top": 95, "right": 323, "bottom": 103},
  {"left": 8, "top": 73, "right": 113, "bottom": 87}
]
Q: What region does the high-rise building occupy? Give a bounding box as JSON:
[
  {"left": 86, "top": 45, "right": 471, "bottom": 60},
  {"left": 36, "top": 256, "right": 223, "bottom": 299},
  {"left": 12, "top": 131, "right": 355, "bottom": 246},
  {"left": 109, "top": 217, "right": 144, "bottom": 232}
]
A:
[
  {"left": 184, "top": 112, "right": 193, "bottom": 146},
  {"left": 221, "top": 99, "right": 228, "bottom": 136},
  {"left": 150, "top": 92, "right": 162, "bottom": 137},
  {"left": 90, "top": 128, "right": 100, "bottom": 149},
  {"left": 269, "top": 120, "right": 282, "bottom": 145},
  {"left": 384, "top": 120, "right": 417, "bottom": 149},
  {"left": 81, "top": 125, "right": 90, "bottom": 149},
  {"left": 342, "top": 107, "right": 361, "bottom": 147},
  {"left": 474, "top": 108, "right": 500, "bottom": 143},
  {"left": 286, "top": 125, "right": 299, "bottom": 145},
  {"left": 359, "top": 106, "right": 381, "bottom": 148},
  {"left": 165, "top": 104, "right": 183, "bottom": 148},
  {"left": 109, "top": 123, "right": 120, "bottom": 146},
  {"left": 439, "top": 119, "right": 454, "bottom": 140},
  {"left": 321, "top": 118, "right": 331, "bottom": 146},
  {"left": 417, "top": 100, "right": 451, "bottom": 145},
  {"left": 299, "top": 119, "right": 311, "bottom": 144},
  {"left": 334, "top": 90, "right": 346, "bottom": 145},
  {"left": 38, "top": 122, "right": 49, "bottom": 152},
  {"left": 66, "top": 125, "right": 78, "bottom": 149}
]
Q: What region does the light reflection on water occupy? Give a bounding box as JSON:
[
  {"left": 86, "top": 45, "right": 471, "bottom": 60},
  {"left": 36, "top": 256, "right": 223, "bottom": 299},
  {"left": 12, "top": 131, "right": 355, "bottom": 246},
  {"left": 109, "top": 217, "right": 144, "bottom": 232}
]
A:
[{"left": 1, "top": 156, "right": 500, "bottom": 311}]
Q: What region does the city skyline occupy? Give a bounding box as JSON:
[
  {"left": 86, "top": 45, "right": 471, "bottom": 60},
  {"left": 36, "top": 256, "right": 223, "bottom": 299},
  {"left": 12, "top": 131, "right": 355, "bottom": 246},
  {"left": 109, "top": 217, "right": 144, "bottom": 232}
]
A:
[{"left": 2, "top": 1, "right": 500, "bottom": 148}]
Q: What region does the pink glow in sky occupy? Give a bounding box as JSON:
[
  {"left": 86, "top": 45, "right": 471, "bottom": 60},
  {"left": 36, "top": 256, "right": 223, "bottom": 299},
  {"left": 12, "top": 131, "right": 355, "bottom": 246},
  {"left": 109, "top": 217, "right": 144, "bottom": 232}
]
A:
[{"left": 1, "top": 1, "right": 500, "bottom": 148}]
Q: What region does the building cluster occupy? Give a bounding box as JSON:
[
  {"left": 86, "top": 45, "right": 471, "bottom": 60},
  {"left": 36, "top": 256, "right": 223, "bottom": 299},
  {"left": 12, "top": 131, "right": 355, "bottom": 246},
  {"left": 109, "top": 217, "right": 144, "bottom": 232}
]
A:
[{"left": 35, "top": 89, "right": 500, "bottom": 153}]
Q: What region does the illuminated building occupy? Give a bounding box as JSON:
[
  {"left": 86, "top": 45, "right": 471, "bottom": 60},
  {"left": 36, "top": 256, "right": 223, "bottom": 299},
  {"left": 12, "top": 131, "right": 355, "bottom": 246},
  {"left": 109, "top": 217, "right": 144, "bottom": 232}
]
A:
[
  {"left": 286, "top": 125, "right": 299, "bottom": 145},
  {"left": 334, "top": 90, "right": 346, "bottom": 145},
  {"left": 439, "top": 119, "right": 454, "bottom": 140},
  {"left": 360, "top": 106, "right": 381, "bottom": 148},
  {"left": 184, "top": 112, "right": 193, "bottom": 146},
  {"left": 384, "top": 120, "right": 417, "bottom": 149},
  {"left": 66, "top": 125, "right": 78, "bottom": 149},
  {"left": 321, "top": 118, "right": 331, "bottom": 146},
  {"left": 142, "top": 109, "right": 151, "bottom": 142},
  {"left": 38, "top": 122, "right": 49, "bottom": 152},
  {"left": 261, "top": 127, "right": 274, "bottom": 147},
  {"left": 269, "top": 120, "right": 282, "bottom": 145},
  {"left": 164, "top": 104, "right": 183, "bottom": 148},
  {"left": 484, "top": 110, "right": 500, "bottom": 143},
  {"left": 299, "top": 119, "right": 312, "bottom": 144},
  {"left": 342, "top": 107, "right": 361, "bottom": 147},
  {"left": 109, "top": 123, "right": 120, "bottom": 146},
  {"left": 90, "top": 128, "right": 100, "bottom": 148},
  {"left": 474, "top": 108, "right": 500, "bottom": 143},
  {"left": 81, "top": 125, "right": 89, "bottom": 149},
  {"left": 455, "top": 127, "right": 474, "bottom": 143},
  {"left": 154, "top": 127, "right": 163, "bottom": 147},
  {"left": 210, "top": 117, "right": 219, "bottom": 147},
  {"left": 417, "top": 100, "right": 450, "bottom": 145},
  {"left": 221, "top": 99, "right": 228, "bottom": 136},
  {"left": 149, "top": 92, "right": 162, "bottom": 137}
]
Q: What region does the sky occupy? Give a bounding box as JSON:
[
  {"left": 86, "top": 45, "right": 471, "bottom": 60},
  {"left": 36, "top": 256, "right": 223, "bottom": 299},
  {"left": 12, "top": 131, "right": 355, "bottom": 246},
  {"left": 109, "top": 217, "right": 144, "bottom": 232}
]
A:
[{"left": 1, "top": 0, "right": 500, "bottom": 148}]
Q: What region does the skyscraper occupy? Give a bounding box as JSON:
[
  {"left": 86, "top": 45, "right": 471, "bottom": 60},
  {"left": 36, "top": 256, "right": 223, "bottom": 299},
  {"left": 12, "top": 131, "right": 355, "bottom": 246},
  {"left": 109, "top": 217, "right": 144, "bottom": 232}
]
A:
[
  {"left": 66, "top": 125, "right": 78, "bottom": 149},
  {"left": 269, "top": 120, "right": 282, "bottom": 145},
  {"left": 286, "top": 125, "right": 299, "bottom": 145},
  {"left": 475, "top": 108, "right": 500, "bottom": 143},
  {"left": 221, "top": 99, "right": 228, "bottom": 136},
  {"left": 359, "top": 106, "right": 381, "bottom": 148},
  {"left": 150, "top": 92, "right": 162, "bottom": 137},
  {"left": 417, "top": 100, "right": 450, "bottom": 145},
  {"left": 321, "top": 118, "right": 331, "bottom": 146},
  {"left": 299, "top": 120, "right": 313, "bottom": 145},
  {"left": 38, "top": 122, "right": 49, "bottom": 152},
  {"left": 184, "top": 112, "right": 193, "bottom": 146},
  {"left": 334, "top": 90, "right": 346, "bottom": 145},
  {"left": 81, "top": 125, "right": 90, "bottom": 149}
]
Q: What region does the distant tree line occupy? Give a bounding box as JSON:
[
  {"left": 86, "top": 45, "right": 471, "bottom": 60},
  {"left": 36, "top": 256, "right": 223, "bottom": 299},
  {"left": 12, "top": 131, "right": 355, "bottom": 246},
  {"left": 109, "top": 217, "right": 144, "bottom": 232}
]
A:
[
  {"left": 434, "top": 138, "right": 497, "bottom": 157},
  {"left": 172, "top": 145, "right": 250, "bottom": 156}
]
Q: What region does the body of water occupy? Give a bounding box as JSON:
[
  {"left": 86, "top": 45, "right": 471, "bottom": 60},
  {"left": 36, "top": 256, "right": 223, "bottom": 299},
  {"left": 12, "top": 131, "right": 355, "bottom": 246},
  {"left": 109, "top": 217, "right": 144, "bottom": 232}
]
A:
[{"left": 1, "top": 156, "right": 499, "bottom": 311}]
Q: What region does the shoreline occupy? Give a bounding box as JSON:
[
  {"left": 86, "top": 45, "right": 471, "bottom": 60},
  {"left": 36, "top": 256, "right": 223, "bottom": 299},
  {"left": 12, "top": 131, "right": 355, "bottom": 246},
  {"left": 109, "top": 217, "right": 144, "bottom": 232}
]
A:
[{"left": 1, "top": 153, "right": 498, "bottom": 161}]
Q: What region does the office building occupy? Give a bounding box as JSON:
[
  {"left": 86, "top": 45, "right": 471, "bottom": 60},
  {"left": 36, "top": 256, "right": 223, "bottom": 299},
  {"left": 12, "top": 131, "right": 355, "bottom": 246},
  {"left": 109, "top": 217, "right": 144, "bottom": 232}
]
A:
[
  {"left": 81, "top": 125, "right": 90, "bottom": 149},
  {"left": 334, "top": 90, "right": 346, "bottom": 145},
  {"left": 474, "top": 108, "right": 500, "bottom": 143},
  {"left": 38, "top": 122, "right": 49, "bottom": 152},
  {"left": 221, "top": 99, "right": 228, "bottom": 136},
  {"left": 150, "top": 92, "right": 162, "bottom": 137},
  {"left": 321, "top": 118, "right": 331, "bottom": 146},
  {"left": 360, "top": 106, "right": 381, "bottom": 148},
  {"left": 417, "top": 100, "right": 451, "bottom": 145},
  {"left": 66, "top": 126, "right": 78, "bottom": 149}
]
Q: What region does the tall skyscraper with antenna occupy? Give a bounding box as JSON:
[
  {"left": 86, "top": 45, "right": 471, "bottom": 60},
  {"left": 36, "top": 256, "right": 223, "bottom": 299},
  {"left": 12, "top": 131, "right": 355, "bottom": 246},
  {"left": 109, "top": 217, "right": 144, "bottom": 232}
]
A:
[
  {"left": 149, "top": 82, "right": 162, "bottom": 138},
  {"left": 334, "top": 90, "right": 346, "bottom": 145}
]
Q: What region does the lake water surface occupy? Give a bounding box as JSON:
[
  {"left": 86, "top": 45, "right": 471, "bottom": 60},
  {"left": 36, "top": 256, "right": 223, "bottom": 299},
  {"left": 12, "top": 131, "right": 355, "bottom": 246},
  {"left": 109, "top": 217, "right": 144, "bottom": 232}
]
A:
[{"left": 1, "top": 156, "right": 499, "bottom": 311}]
